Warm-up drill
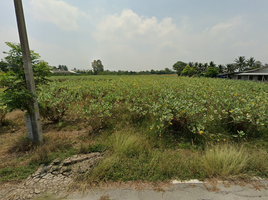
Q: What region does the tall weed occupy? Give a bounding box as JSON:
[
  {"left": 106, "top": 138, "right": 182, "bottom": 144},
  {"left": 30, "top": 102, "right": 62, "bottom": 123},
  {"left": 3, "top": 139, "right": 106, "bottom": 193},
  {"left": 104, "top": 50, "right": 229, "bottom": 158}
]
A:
[
  {"left": 202, "top": 144, "right": 249, "bottom": 178},
  {"left": 106, "top": 131, "right": 147, "bottom": 158}
]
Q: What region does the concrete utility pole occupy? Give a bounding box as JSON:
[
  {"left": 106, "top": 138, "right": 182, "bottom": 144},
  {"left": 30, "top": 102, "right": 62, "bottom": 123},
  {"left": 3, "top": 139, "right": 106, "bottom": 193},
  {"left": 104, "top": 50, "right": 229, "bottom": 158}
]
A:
[{"left": 14, "top": 0, "right": 43, "bottom": 142}]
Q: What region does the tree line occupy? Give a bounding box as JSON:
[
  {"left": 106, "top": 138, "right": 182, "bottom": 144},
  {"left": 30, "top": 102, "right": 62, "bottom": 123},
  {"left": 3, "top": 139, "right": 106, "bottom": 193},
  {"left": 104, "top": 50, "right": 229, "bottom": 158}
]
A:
[
  {"left": 1, "top": 43, "right": 266, "bottom": 77},
  {"left": 173, "top": 56, "right": 267, "bottom": 77}
]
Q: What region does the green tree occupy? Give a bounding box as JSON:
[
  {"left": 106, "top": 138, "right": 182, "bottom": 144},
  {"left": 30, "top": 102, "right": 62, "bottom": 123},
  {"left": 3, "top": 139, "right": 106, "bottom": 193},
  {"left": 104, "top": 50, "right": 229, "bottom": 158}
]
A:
[
  {"left": 209, "top": 61, "right": 216, "bottom": 68},
  {"left": 58, "top": 65, "right": 68, "bottom": 71},
  {"left": 163, "top": 68, "right": 174, "bottom": 74},
  {"left": 51, "top": 66, "right": 57, "bottom": 70},
  {"left": 197, "top": 63, "right": 204, "bottom": 73},
  {"left": 246, "top": 57, "right": 255, "bottom": 68},
  {"left": 234, "top": 56, "right": 247, "bottom": 71},
  {"left": 181, "top": 65, "right": 196, "bottom": 76},
  {"left": 0, "top": 60, "right": 8, "bottom": 72},
  {"left": 217, "top": 64, "right": 225, "bottom": 73},
  {"left": 203, "top": 63, "right": 209, "bottom": 72},
  {"left": 92, "top": 59, "right": 104, "bottom": 75},
  {"left": 226, "top": 63, "right": 236, "bottom": 73},
  {"left": 0, "top": 42, "right": 51, "bottom": 112},
  {"left": 255, "top": 61, "right": 262, "bottom": 68},
  {"left": 246, "top": 57, "right": 262, "bottom": 70},
  {"left": 172, "top": 61, "right": 187, "bottom": 76},
  {"left": 204, "top": 67, "right": 219, "bottom": 77},
  {"left": 188, "top": 62, "right": 194, "bottom": 68}
]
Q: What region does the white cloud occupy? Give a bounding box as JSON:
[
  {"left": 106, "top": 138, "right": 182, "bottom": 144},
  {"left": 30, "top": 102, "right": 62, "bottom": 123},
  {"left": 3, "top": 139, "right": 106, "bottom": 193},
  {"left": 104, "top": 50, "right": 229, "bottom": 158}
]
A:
[
  {"left": 30, "top": 0, "right": 89, "bottom": 31},
  {"left": 93, "top": 10, "right": 261, "bottom": 70},
  {"left": 207, "top": 16, "right": 243, "bottom": 39},
  {"left": 93, "top": 9, "right": 182, "bottom": 71},
  {"left": 94, "top": 9, "right": 176, "bottom": 43}
]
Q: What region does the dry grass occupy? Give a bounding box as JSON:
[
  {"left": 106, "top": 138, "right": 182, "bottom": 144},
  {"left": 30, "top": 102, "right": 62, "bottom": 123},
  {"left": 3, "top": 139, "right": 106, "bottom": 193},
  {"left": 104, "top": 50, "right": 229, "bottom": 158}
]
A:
[
  {"left": 105, "top": 130, "right": 148, "bottom": 157},
  {"left": 1, "top": 109, "right": 268, "bottom": 185},
  {"left": 0, "top": 110, "right": 92, "bottom": 182},
  {"left": 248, "top": 149, "right": 268, "bottom": 176},
  {"left": 202, "top": 144, "right": 249, "bottom": 178}
]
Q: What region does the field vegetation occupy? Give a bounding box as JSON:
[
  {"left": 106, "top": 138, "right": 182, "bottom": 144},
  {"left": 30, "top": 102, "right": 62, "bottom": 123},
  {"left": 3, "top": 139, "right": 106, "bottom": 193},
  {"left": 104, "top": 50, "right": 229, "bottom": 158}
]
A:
[{"left": 1, "top": 75, "right": 268, "bottom": 184}]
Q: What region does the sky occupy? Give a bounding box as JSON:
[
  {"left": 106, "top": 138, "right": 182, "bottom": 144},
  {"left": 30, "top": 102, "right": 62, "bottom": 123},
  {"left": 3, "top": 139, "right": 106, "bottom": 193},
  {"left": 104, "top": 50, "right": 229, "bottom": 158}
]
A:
[{"left": 0, "top": 0, "right": 268, "bottom": 72}]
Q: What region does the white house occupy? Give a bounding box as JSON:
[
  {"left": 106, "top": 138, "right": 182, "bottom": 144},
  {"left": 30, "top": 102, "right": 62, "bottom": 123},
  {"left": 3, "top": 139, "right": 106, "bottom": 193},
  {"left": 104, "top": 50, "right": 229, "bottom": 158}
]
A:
[{"left": 226, "top": 66, "right": 268, "bottom": 82}]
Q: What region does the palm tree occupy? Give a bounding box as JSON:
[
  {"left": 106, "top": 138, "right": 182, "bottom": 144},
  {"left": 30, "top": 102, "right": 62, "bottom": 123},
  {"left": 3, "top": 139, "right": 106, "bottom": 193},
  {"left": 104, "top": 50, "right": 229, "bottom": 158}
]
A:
[
  {"left": 226, "top": 64, "right": 236, "bottom": 73},
  {"left": 246, "top": 57, "right": 262, "bottom": 70},
  {"left": 198, "top": 63, "right": 203, "bottom": 73},
  {"left": 234, "top": 56, "right": 246, "bottom": 71},
  {"left": 209, "top": 61, "right": 216, "bottom": 68},
  {"left": 193, "top": 62, "right": 199, "bottom": 73},
  {"left": 246, "top": 57, "right": 256, "bottom": 68},
  {"left": 255, "top": 61, "right": 262, "bottom": 68},
  {"left": 203, "top": 63, "right": 208, "bottom": 72},
  {"left": 217, "top": 64, "right": 225, "bottom": 73},
  {"left": 188, "top": 62, "right": 194, "bottom": 68}
]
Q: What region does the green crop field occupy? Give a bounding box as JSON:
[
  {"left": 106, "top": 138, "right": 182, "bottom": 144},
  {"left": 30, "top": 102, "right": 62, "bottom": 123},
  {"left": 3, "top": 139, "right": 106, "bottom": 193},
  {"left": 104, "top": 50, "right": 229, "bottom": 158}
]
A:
[
  {"left": 38, "top": 75, "right": 268, "bottom": 142},
  {"left": 1, "top": 75, "right": 268, "bottom": 183}
]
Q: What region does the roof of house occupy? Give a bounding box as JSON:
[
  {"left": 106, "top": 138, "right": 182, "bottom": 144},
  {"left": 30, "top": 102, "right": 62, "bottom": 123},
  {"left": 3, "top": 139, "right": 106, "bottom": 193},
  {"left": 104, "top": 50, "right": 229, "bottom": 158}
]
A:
[
  {"left": 236, "top": 66, "right": 268, "bottom": 76},
  {"left": 51, "top": 71, "right": 76, "bottom": 74},
  {"left": 242, "top": 66, "right": 268, "bottom": 73},
  {"left": 222, "top": 66, "right": 268, "bottom": 76},
  {"left": 237, "top": 73, "right": 268, "bottom": 76}
]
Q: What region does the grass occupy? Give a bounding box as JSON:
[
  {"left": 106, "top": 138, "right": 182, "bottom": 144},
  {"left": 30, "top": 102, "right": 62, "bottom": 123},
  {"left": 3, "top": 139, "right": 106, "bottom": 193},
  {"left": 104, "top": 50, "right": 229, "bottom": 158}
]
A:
[
  {"left": 0, "top": 111, "right": 90, "bottom": 182},
  {"left": 202, "top": 145, "right": 249, "bottom": 178},
  {"left": 1, "top": 108, "right": 268, "bottom": 185},
  {"left": 89, "top": 149, "right": 203, "bottom": 182}
]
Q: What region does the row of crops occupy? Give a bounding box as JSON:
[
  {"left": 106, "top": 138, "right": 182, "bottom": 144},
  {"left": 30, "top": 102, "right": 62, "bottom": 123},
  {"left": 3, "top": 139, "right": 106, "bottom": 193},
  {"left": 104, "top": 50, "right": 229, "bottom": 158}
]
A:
[{"left": 36, "top": 75, "right": 268, "bottom": 143}]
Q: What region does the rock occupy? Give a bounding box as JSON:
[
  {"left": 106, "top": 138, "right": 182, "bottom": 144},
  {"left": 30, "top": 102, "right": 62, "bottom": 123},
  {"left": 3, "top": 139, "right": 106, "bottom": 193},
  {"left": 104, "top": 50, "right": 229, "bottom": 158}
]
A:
[{"left": 52, "top": 158, "right": 61, "bottom": 165}]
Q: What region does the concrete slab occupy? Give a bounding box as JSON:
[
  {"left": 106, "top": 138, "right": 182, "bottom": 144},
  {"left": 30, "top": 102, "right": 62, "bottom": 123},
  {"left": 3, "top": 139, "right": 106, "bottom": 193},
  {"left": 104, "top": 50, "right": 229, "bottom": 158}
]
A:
[{"left": 64, "top": 180, "right": 268, "bottom": 200}]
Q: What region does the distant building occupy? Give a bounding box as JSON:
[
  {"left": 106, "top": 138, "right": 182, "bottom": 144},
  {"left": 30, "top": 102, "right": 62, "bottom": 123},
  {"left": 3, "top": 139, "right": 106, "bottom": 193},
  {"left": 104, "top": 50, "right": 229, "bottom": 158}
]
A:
[
  {"left": 51, "top": 70, "right": 76, "bottom": 74},
  {"left": 224, "top": 66, "right": 268, "bottom": 82}
]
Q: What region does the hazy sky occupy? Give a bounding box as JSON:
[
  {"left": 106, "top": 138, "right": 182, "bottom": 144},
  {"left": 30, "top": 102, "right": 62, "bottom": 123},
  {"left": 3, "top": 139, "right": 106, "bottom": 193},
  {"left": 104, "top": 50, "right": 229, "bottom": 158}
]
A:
[{"left": 1, "top": 0, "right": 268, "bottom": 71}]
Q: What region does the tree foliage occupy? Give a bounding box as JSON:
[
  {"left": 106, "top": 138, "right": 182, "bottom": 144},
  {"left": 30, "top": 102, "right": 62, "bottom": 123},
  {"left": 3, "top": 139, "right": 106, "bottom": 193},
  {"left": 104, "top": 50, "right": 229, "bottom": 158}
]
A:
[
  {"left": 0, "top": 42, "right": 51, "bottom": 113},
  {"left": 173, "top": 61, "right": 187, "bottom": 76},
  {"left": 217, "top": 64, "right": 225, "bottom": 73},
  {"left": 234, "top": 56, "right": 247, "bottom": 72},
  {"left": 181, "top": 65, "right": 196, "bottom": 76},
  {"left": 0, "top": 60, "right": 8, "bottom": 72},
  {"left": 204, "top": 67, "right": 219, "bottom": 77},
  {"left": 58, "top": 65, "right": 68, "bottom": 71},
  {"left": 245, "top": 57, "right": 262, "bottom": 70},
  {"left": 92, "top": 59, "right": 104, "bottom": 75}
]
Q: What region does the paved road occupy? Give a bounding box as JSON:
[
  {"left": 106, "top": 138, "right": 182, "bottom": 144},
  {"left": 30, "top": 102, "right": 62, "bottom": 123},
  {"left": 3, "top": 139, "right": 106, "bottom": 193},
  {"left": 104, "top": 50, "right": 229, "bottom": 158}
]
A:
[{"left": 63, "top": 179, "right": 268, "bottom": 200}]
